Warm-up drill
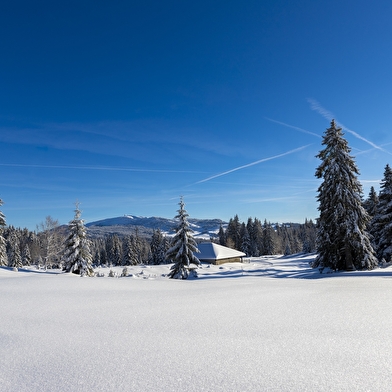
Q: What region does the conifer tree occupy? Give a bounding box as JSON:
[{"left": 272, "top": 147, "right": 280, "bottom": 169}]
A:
[
  {"left": 240, "top": 222, "right": 251, "bottom": 256},
  {"left": 0, "top": 199, "right": 7, "bottom": 266},
  {"left": 314, "top": 120, "right": 377, "bottom": 271},
  {"left": 363, "top": 186, "right": 379, "bottom": 218},
  {"left": 8, "top": 232, "right": 22, "bottom": 268},
  {"left": 263, "top": 220, "right": 276, "bottom": 255},
  {"left": 218, "top": 225, "right": 226, "bottom": 246},
  {"left": 251, "top": 218, "right": 263, "bottom": 256},
  {"left": 22, "top": 244, "right": 32, "bottom": 266},
  {"left": 370, "top": 164, "right": 392, "bottom": 263},
  {"left": 166, "top": 197, "right": 200, "bottom": 279},
  {"left": 149, "top": 229, "right": 167, "bottom": 265},
  {"left": 63, "top": 203, "right": 94, "bottom": 276}
]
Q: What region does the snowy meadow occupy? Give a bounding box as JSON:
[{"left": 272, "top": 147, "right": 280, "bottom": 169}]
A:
[{"left": 2, "top": 254, "right": 392, "bottom": 392}]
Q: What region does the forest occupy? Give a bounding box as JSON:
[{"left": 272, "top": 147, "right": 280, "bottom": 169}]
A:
[{"left": 0, "top": 211, "right": 317, "bottom": 270}]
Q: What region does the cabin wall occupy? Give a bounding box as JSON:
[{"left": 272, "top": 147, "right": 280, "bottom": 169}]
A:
[{"left": 212, "top": 257, "right": 243, "bottom": 265}]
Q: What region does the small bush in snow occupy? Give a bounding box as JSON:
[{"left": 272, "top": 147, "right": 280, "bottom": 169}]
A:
[
  {"left": 108, "top": 269, "right": 118, "bottom": 278},
  {"left": 121, "top": 267, "right": 130, "bottom": 277}
]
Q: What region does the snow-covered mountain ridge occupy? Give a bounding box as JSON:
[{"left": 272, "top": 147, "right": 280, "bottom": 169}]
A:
[{"left": 86, "top": 215, "right": 227, "bottom": 239}]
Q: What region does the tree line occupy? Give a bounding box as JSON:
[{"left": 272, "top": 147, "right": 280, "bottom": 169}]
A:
[
  {"left": 218, "top": 216, "right": 317, "bottom": 256},
  {"left": 0, "top": 204, "right": 317, "bottom": 272}
]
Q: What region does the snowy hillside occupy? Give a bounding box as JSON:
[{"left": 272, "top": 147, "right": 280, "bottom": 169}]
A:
[
  {"left": 2, "top": 254, "right": 392, "bottom": 391},
  {"left": 86, "top": 215, "right": 227, "bottom": 239}
]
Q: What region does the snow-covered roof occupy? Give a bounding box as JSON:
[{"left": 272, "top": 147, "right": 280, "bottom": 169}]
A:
[{"left": 197, "top": 242, "right": 246, "bottom": 261}]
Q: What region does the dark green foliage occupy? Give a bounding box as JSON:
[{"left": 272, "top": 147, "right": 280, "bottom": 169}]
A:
[
  {"left": 166, "top": 198, "right": 200, "bottom": 279},
  {"left": 370, "top": 164, "right": 392, "bottom": 263},
  {"left": 0, "top": 199, "right": 7, "bottom": 266},
  {"left": 313, "top": 120, "right": 377, "bottom": 271},
  {"left": 363, "top": 186, "right": 379, "bottom": 219},
  {"left": 63, "top": 203, "right": 94, "bottom": 276},
  {"left": 149, "top": 229, "right": 168, "bottom": 265}
]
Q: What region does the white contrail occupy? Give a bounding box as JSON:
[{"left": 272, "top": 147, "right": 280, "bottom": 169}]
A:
[
  {"left": 307, "top": 98, "right": 389, "bottom": 153},
  {"left": 265, "top": 117, "right": 321, "bottom": 138},
  {"left": 0, "top": 163, "right": 205, "bottom": 174},
  {"left": 195, "top": 144, "right": 312, "bottom": 184}
]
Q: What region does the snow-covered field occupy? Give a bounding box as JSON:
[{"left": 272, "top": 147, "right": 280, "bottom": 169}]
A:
[{"left": 2, "top": 254, "right": 392, "bottom": 392}]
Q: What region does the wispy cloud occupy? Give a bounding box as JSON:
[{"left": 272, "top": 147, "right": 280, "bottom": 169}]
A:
[
  {"left": 195, "top": 145, "right": 312, "bottom": 184},
  {"left": 265, "top": 117, "right": 321, "bottom": 138},
  {"left": 308, "top": 98, "right": 391, "bottom": 154}
]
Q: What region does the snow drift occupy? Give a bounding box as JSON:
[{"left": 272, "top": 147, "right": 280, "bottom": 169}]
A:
[{"left": 1, "top": 254, "right": 392, "bottom": 391}]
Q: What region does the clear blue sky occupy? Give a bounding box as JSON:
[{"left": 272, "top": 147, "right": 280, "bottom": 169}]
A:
[{"left": 1, "top": 0, "right": 392, "bottom": 230}]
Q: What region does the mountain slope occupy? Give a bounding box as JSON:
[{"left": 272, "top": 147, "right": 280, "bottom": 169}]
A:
[{"left": 86, "top": 215, "right": 227, "bottom": 239}]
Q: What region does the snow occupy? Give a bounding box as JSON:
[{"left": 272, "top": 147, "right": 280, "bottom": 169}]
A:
[
  {"left": 2, "top": 254, "right": 392, "bottom": 391},
  {"left": 197, "top": 242, "right": 246, "bottom": 261}
]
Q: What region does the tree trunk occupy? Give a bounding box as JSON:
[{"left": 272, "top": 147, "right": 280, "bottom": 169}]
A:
[{"left": 345, "top": 240, "right": 355, "bottom": 271}]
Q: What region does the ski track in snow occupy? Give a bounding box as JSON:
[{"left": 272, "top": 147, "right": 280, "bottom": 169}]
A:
[{"left": 1, "top": 254, "right": 392, "bottom": 392}]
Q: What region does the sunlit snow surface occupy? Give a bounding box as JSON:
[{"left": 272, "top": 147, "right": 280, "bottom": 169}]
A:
[{"left": 2, "top": 254, "right": 392, "bottom": 391}]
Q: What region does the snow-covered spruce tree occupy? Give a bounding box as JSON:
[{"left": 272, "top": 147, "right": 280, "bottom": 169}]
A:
[
  {"left": 8, "top": 231, "right": 22, "bottom": 268},
  {"left": 63, "top": 203, "right": 94, "bottom": 276},
  {"left": 0, "top": 198, "right": 7, "bottom": 266},
  {"left": 22, "top": 244, "right": 32, "bottom": 266},
  {"left": 314, "top": 120, "right": 377, "bottom": 271},
  {"left": 166, "top": 197, "right": 200, "bottom": 279},
  {"left": 370, "top": 164, "right": 392, "bottom": 263},
  {"left": 363, "top": 186, "right": 379, "bottom": 219},
  {"left": 149, "top": 229, "right": 168, "bottom": 265}
]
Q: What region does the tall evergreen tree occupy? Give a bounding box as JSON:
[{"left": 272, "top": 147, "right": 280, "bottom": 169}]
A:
[
  {"left": 370, "top": 164, "right": 392, "bottom": 263},
  {"left": 63, "top": 203, "right": 94, "bottom": 276},
  {"left": 218, "top": 225, "right": 226, "bottom": 246},
  {"left": 262, "top": 220, "right": 276, "bottom": 255},
  {"left": 166, "top": 197, "right": 200, "bottom": 279},
  {"left": 226, "top": 215, "right": 241, "bottom": 249},
  {"left": 240, "top": 222, "right": 251, "bottom": 256},
  {"left": 0, "top": 199, "right": 7, "bottom": 266},
  {"left": 8, "top": 231, "right": 22, "bottom": 268},
  {"left": 22, "top": 244, "right": 32, "bottom": 266},
  {"left": 314, "top": 120, "right": 377, "bottom": 271},
  {"left": 251, "top": 218, "right": 264, "bottom": 256},
  {"left": 363, "top": 186, "right": 379, "bottom": 219},
  {"left": 149, "top": 229, "right": 167, "bottom": 265}
]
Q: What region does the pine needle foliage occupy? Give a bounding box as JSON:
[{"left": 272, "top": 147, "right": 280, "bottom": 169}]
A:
[
  {"left": 314, "top": 120, "right": 377, "bottom": 271},
  {"left": 63, "top": 202, "right": 94, "bottom": 276},
  {"left": 166, "top": 197, "right": 200, "bottom": 279},
  {"left": 371, "top": 164, "right": 392, "bottom": 263},
  {"left": 0, "top": 199, "right": 7, "bottom": 266}
]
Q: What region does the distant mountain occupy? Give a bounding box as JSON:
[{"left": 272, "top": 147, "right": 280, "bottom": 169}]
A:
[{"left": 86, "top": 215, "right": 228, "bottom": 239}]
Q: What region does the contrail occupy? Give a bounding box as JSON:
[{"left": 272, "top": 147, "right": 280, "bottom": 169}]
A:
[
  {"left": 0, "top": 163, "right": 205, "bottom": 174},
  {"left": 265, "top": 117, "right": 321, "bottom": 138},
  {"left": 195, "top": 145, "right": 312, "bottom": 184},
  {"left": 307, "top": 98, "right": 390, "bottom": 153}
]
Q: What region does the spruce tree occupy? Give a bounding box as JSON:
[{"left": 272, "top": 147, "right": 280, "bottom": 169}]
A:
[
  {"left": 8, "top": 232, "right": 22, "bottom": 268},
  {"left": 63, "top": 203, "right": 94, "bottom": 276},
  {"left": 0, "top": 199, "right": 7, "bottom": 266},
  {"left": 149, "top": 229, "right": 167, "bottom": 265},
  {"left": 240, "top": 222, "right": 251, "bottom": 256},
  {"left": 263, "top": 220, "right": 276, "bottom": 255},
  {"left": 314, "top": 120, "right": 377, "bottom": 271},
  {"left": 370, "top": 164, "right": 392, "bottom": 263},
  {"left": 166, "top": 197, "right": 200, "bottom": 279},
  {"left": 22, "top": 244, "right": 32, "bottom": 266},
  {"left": 363, "top": 186, "right": 379, "bottom": 219}
]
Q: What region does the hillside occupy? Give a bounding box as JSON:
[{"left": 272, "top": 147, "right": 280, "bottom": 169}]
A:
[{"left": 86, "top": 215, "right": 227, "bottom": 239}]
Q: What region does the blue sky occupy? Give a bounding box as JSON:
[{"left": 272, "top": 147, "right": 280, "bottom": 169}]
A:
[{"left": 1, "top": 0, "right": 392, "bottom": 230}]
